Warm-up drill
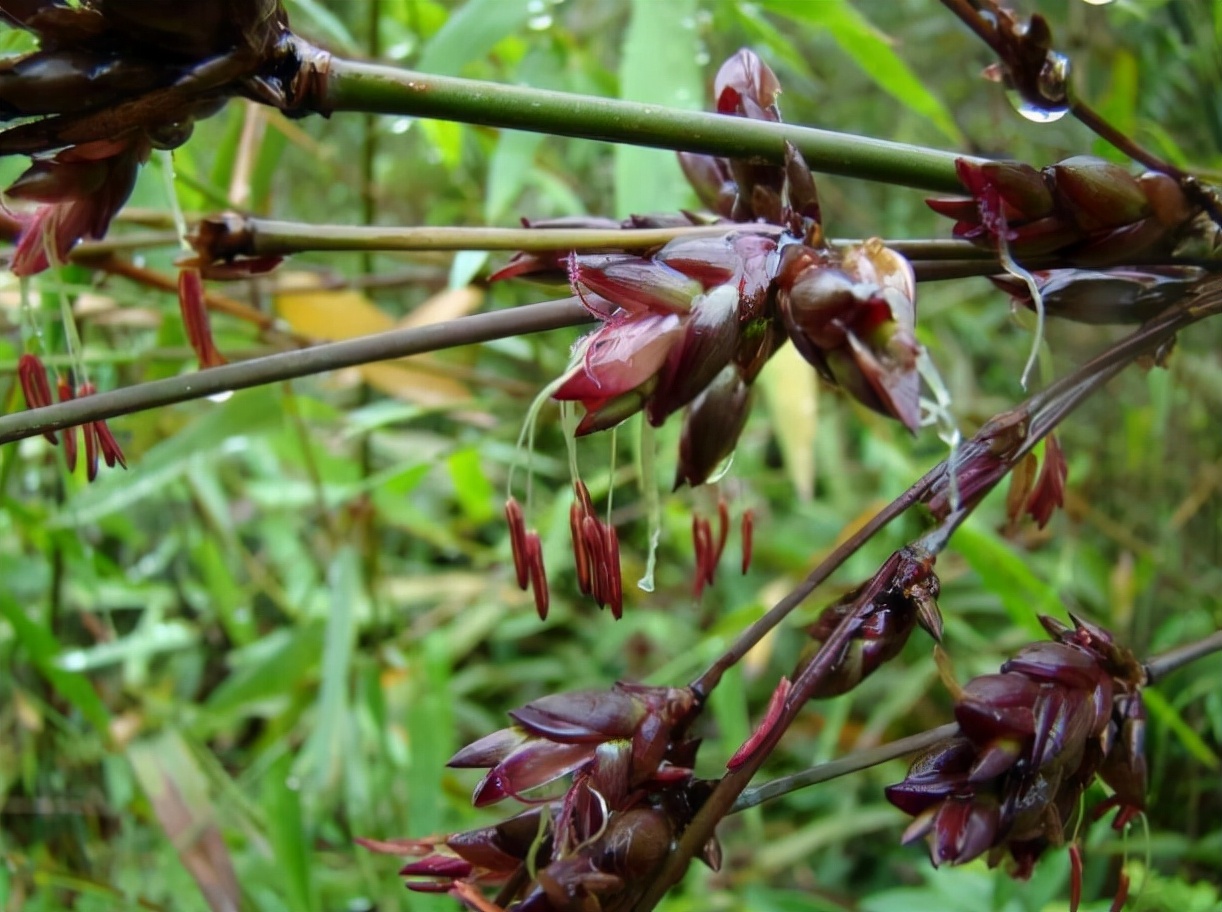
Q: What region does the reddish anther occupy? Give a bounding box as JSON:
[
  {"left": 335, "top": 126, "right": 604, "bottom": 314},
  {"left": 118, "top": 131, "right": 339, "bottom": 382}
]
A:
[
  {"left": 1068, "top": 843, "right": 1083, "bottom": 912},
  {"left": 526, "top": 532, "right": 549, "bottom": 621},
  {"left": 726, "top": 676, "right": 791, "bottom": 771},
  {"left": 570, "top": 500, "right": 592, "bottom": 595},
  {"left": 741, "top": 509, "right": 755, "bottom": 574},
  {"left": 178, "top": 267, "right": 227, "bottom": 369},
  {"left": 17, "top": 354, "right": 58, "bottom": 444},
  {"left": 715, "top": 498, "right": 730, "bottom": 566},
  {"left": 692, "top": 515, "right": 715, "bottom": 597},
  {"left": 505, "top": 498, "right": 530, "bottom": 590},
  {"left": 56, "top": 376, "right": 78, "bottom": 471},
  {"left": 569, "top": 481, "right": 623, "bottom": 616},
  {"left": 1026, "top": 434, "right": 1067, "bottom": 529}
]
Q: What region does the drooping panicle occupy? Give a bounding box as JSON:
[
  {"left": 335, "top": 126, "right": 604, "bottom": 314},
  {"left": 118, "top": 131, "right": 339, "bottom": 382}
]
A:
[{"left": 886, "top": 615, "right": 1147, "bottom": 888}]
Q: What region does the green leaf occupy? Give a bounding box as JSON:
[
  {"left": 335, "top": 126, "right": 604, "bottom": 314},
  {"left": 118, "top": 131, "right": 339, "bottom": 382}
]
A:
[
  {"left": 295, "top": 547, "right": 364, "bottom": 798},
  {"left": 50, "top": 387, "right": 284, "bottom": 528},
  {"left": 262, "top": 752, "right": 317, "bottom": 912},
  {"left": 615, "top": 0, "right": 704, "bottom": 217},
  {"left": 756, "top": 0, "right": 964, "bottom": 145},
  {"left": 418, "top": 0, "right": 534, "bottom": 76},
  {"left": 200, "top": 625, "right": 325, "bottom": 725},
  {"left": 447, "top": 445, "right": 495, "bottom": 524},
  {"left": 951, "top": 522, "right": 1062, "bottom": 638},
  {"left": 1144, "top": 687, "right": 1221, "bottom": 770},
  {"left": 0, "top": 591, "right": 111, "bottom": 735}
]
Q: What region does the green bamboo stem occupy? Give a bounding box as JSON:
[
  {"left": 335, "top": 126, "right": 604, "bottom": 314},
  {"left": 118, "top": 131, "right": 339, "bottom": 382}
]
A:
[
  {"left": 0, "top": 298, "right": 589, "bottom": 444},
  {"left": 321, "top": 58, "right": 971, "bottom": 193}
]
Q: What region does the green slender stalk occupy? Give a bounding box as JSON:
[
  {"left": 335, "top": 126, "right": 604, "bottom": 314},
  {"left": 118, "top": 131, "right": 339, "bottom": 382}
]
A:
[
  {"left": 320, "top": 58, "right": 971, "bottom": 193},
  {"left": 0, "top": 299, "right": 590, "bottom": 444}
]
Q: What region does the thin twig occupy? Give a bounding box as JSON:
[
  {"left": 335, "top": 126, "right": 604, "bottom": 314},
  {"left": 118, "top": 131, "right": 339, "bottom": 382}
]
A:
[
  {"left": 1145, "top": 629, "right": 1222, "bottom": 684},
  {"left": 0, "top": 298, "right": 590, "bottom": 443}
]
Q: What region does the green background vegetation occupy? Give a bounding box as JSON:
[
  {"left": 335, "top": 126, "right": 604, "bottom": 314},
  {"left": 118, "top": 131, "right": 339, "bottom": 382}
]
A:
[{"left": 0, "top": 1, "right": 1219, "bottom": 910}]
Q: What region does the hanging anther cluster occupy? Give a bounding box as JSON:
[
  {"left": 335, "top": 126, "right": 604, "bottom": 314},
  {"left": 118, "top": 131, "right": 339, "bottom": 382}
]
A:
[
  {"left": 495, "top": 49, "right": 926, "bottom": 612},
  {"left": 0, "top": 1, "right": 323, "bottom": 274},
  {"left": 885, "top": 615, "right": 1147, "bottom": 908},
  {"left": 17, "top": 353, "right": 126, "bottom": 480},
  {"left": 363, "top": 683, "right": 719, "bottom": 911}
]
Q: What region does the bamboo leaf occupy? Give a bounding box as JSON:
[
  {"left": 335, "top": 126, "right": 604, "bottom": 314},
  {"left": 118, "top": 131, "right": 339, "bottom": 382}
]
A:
[
  {"left": 756, "top": 0, "right": 964, "bottom": 145},
  {"left": 615, "top": 0, "right": 704, "bottom": 217}
]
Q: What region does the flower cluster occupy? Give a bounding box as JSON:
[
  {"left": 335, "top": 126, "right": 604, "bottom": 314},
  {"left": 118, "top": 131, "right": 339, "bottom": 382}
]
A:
[
  {"left": 363, "top": 683, "right": 717, "bottom": 910},
  {"left": 928, "top": 156, "right": 1199, "bottom": 265},
  {"left": 554, "top": 228, "right": 783, "bottom": 485},
  {"left": 885, "top": 615, "right": 1147, "bottom": 889},
  {"left": 1, "top": 0, "right": 319, "bottom": 274},
  {"left": 491, "top": 49, "right": 926, "bottom": 615}
]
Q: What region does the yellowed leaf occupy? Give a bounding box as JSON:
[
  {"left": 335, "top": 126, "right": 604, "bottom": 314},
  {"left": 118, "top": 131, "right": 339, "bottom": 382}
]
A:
[
  {"left": 361, "top": 362, "right": 471, "bottom": 406},
  {"left": 397, "top": 285, "right": 484, "bottom": 329},
  {"left": 276, "top": 287, "right": 393, "bottom": 340},
  {"left": 759, "top": 343, "right": 819, "bottom": 501},
  {"left": 275, "top": 281, "right": 476, "bottom": 405}
]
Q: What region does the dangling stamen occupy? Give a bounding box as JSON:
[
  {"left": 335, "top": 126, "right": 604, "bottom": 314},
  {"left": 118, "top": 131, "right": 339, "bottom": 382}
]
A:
[
  {"left": 17, "top": 354, "right": 58, "bottom": 444},
  {"left": 526, "top": 532, "right": 549, "bottom": 621},
  {"left": 56, "top": 375, "right": 77, "bottom": 471},
  {"left": 715, "top": 497, "right": 730, "bottom": 568},
  {"left": 1067, "top": 843, "right": 1083, "bottom": 912},
  {"left": 741, "top": 508, "right": 755, "bottom": 575},
  {"left": 505, "top": 498, "right": 531, "bottom": 590}
]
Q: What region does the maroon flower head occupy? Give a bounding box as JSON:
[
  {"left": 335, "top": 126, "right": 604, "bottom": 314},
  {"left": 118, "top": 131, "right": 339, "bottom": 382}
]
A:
[
  {"left": 553, "top": 230, "right": 780, "bottom": 439},
  {"left": 928, "top": 156, "right": 1199, "bottom": 265},
  {"left": 886, "top": 615, "right": 1147, "bottom": 883},
  {"left": 7, "top": 136, "right": 150, "bottom": 275},
  {"left": 448, "top": 683, "right": 698, "bottom": 808},
  {"left": 777, "top": 238, "right": 922, "bottom": 431}
]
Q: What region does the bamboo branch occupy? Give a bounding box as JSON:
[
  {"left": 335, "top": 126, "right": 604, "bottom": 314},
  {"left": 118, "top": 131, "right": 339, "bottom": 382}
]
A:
[
  {"left": 0, "top": 299, "right": 589, "bottom": 443},
  {"left": 320, "top": 58, "right": 972, "bottom": 193},
  {"left": 633, "top": 277, "right": 1222, "bottom": 912}
]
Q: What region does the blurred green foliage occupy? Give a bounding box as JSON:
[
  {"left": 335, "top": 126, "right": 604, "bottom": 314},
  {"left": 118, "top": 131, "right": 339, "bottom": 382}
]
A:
[{"left": 0, "top": 1, "right": 1220, "bottom": 911}]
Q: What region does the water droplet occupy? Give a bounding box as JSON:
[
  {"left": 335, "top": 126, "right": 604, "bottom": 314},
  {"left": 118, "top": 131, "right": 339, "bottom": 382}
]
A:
[
  {"left": 1002, "top": 51, "right": 1071, "bottom": 123},
  {"left": 1006, "top": 88, "right": 1068, "bottom": 123},
  {"left": 390, "top": 117, "right": 413, "bottom": 134},
  {"left": 285, "top": 776, "right": 300, "bottom": 791},
  {"left": 527, "top": 13, "right": 552, "bottom": 29},
  {"left": 694, "top": 48, "right": 710, "bottom": 66},
  {"left": 1081, "top": 0, "right": 1115, "bottom": 5},
  {"left": 526, "top": 0, "right": 546, "bottom": 11},
  {"left": 208, "top": 390, "right": 234, "bottom": 403}
]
